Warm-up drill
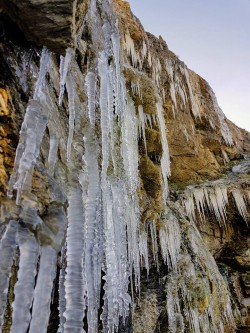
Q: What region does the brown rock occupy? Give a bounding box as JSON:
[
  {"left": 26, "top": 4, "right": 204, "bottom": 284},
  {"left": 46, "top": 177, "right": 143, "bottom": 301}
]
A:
[{"left": 3, "top": 0, "right": 89, "bottom": 53}]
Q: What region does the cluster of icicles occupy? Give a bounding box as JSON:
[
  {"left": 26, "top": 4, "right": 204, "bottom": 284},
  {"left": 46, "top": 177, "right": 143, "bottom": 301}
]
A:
[
  {"left": 181, "top": 183, "right": 249, "bottom": 226},
  {"left": 0, "top": 0, "right": 240, "bottom": 332},
  {"left": 123, "top": 28, "right": 233, "bottom": 146},
  {"left": 0, "top": 1, "right": 171, "bottom": 332}
]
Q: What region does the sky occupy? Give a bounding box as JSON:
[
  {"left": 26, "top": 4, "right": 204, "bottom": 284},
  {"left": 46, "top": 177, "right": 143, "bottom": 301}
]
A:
[{"left": 128, "top": 0, "right": 250, "bottom": 132}]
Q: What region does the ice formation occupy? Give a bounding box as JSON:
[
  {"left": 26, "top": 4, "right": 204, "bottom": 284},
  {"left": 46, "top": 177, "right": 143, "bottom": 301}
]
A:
[
  {"left": 209, "top": 88, "right": 234, "bottom": 146},
  {"left": 0, "top": 0, "right": 242, "bottom": 332},
  {"left": 232, "top": 189, "right": 248, "bottom": 223},
  {"left": 182, "top": 183, "right": 249, "bottom": 226},
  {"left": 156, "top": 100, "right": 171, "bottom": 199},
  {"left": 159, "top": 209, "right": 181, "bottom": 272},
  {"left": 183, "top": 67, "right": 201, "bottom": 119},
  {"left": 0, "top": 221, "right": 17, "bottom": 327},
  {"left": 166, "top": 224, "right": 236, "bottom": 333}
]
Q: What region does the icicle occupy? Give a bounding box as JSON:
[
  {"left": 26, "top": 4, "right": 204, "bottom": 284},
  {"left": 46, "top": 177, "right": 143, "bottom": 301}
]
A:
[
  {"left": 149, "top": 221, "right": 159, "bottom": 269},
  {"left": 0, "top": 221, "right": 17, "bottom": 327},
  {"left": 193, "top": 188, "right": 206, "bottom": 221},
  {"left": 124, "top": 192, "right": 141, "bottom": 293},
  {"left": 48, "top": 134, "right": 58, "bottom": 175},
  {"left": 207, "top": 187, "right": 225, "bottom": 225},
  {"left": 124, "top": 31, "right": 141, "bottom": 69},
  {"left": 148, "top": 52, "right": 152, "bottom": 67},
  {"left": 165, "top": 58, "right": 174, "bottom": 81},
  {"left": 29, "top": 246, "right": 57, "bottom": 333},
  {"left": 232, "top": 189, "right": 248, "bottom": 223},
  {"left": 156, "top": 100, "right": 171, "bottom": 200},
  {"left": 184, "top": 67, "right": 201, "bottom": 119},
  {"left": 111, "top": 32, "right": 122, "bottom": 114},
  {"left": 214, "top": 186, "right": 228, "bottom": 222},
  {"left": 169, "top": 82, "right": 177, "bottom": 115},
  {"left": 65, "top": 71, "right": 76, "bottom": 162},
  {"left": 152, "top": 58, "right": 162, "bottom": 88},
  {"left": 141, "top": 40, "right": 147, "bottom": 60},
  {"left": 57, "top": 267, "right": 66, "bottom": 333},
  {"left": 58, "top": 48, "right": 74, "bottom": 106},
  {"left": 159, "top": 210, "right": 181, "bottom": 272},
  {"left": 176, "top": 82, "right": 187, "bottom": 107},
  {"left": 64, "top": 186, "right": 86, "bottom": 333},
  {"left": 15, "top": 101, "right": 48, "bottom": 204},
  {"left": 138, "top": 228, "right": 149, "bottom": 275},
  {"left": 8, "top": 49, "right": 52, "bottom": 202},
  {"left": 81, "top": 129, "right": 102, "bottom": 333},
  {"left": 121, "top": 94, "right": 139, "bottom": 194},
  {"left": 209, "top": 89, "right": 233, "bottom": 146},
  {"left": 131, "top": 81, "right": 142, "bottom": 100},
  {"left": 103, "top": 181, "right": 133, "bottom": 331},
  {"left": 33, "top": 47, "right": 51, "bottom": 100},
  {"left": 138, "top": 105, "right": 147, "bottom": 152},
  {"left": 10, "top": 227, "right": 39, "bottom": 333},
  {"left": 85, "top": 71, "right": 97, "bottom": 125},
  {"left": 57, "top": 246, "right": 66, "bottom": 333},
  {"left": 98, "top": 51, "right": 111, "bottom": 175}
]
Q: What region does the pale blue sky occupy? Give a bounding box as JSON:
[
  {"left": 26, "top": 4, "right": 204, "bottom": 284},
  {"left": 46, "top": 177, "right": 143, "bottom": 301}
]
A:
[{"left": 128, "top": 0, "right": 250, "bottom": 132}]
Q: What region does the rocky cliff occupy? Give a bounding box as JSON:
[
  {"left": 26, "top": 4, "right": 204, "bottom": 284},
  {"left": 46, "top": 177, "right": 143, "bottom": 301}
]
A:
[{"left": 0, "top": 0, "right": 250, "bottom": 332}]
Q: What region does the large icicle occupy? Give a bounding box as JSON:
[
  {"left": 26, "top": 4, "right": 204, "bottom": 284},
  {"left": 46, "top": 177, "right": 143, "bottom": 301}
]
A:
[
  {"left": 156, "top": 100, "right": 171, "bottom": 200},
  {"left": 33, "top": 47, "right": 52, "bottom": 100},
  {"left": 63, "top": 186, "right": 86, "bottom": 333},
  {"left": 232, "top": 189, "right": 248, "bottom": 223},
  {"left": 159, "top": 210, "right": 181, "bottom": 272},
  {"left": 10, "top": 227, "right": 39, "bottom": 333},
  {"left": 81, "top": 129, "right": 102, "bottom": 333},
  {"left": 7, "top": 48, "right": 52, "bottom": 203},
  {"left": 29, "top": 246, "right": 57, "bottom": 333},
  {"left": 65, "top": 70, "right": 76, "bottom": 162},
  {"left": 47, "top": 134, "right": 58, "bottom": 175},
  {"left": 98, "top": 51, "right": 111, "bottom": 175},
  {"left": 57, "top": 249, "right": 66, "bottom": 333},
  {"left": 205, "top": 86, "right": 234, "bottom": 146},
  {"left": 102, "top": 181, "right": 131, "bottom": 332},
  {"left": 121, "top": 94, "right": 139, "bottom": 194},
  {"left": 138, "top": 105, "right": 147, "bottom": 152},
  {"left": 138, "top": 228, "right": 149, "bottom": 274},
  {"left": 183, "top": 67, "right": 201, "bottom": 119},
  {"left": 85, "top": 71, "right": 97, "bottom": 125},
  {"left": 58, "top": 48, "right": 75, "bottom": 106},
  {"left": 0, "top": 221, "right": 17, "bottom": 327}
]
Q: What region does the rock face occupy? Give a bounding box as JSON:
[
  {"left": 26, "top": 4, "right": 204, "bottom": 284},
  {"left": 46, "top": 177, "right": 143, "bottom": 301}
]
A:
[
  {"left": 0, "top": 0, "right": 250, "bottom": 332},
  {"left": 2, "top": 0, "right": 89, "bottom": 53}
]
